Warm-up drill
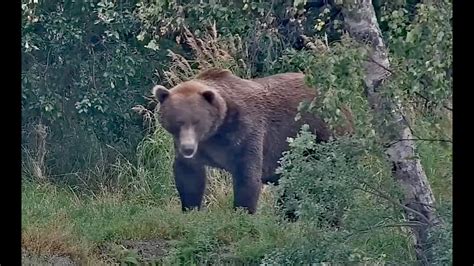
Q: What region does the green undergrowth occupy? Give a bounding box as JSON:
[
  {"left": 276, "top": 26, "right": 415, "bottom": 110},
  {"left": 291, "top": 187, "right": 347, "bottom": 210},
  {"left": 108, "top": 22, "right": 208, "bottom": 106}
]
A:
[
  {"left": 21, "top": 176, "right": 442, "bottom": 265},
  {"left": 21, "top": 178, "right": 300, "bottom": 264}
]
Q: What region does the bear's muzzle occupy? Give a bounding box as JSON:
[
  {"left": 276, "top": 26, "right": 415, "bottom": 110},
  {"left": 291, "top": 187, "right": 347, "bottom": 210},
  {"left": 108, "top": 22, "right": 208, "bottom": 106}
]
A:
[{"left": 179, "top": 126, "right": 198, "bottom": 158}]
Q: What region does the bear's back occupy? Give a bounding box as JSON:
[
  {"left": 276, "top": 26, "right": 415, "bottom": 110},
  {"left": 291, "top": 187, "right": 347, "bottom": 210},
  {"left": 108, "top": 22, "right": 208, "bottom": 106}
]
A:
[
  {"left": 194, "top": 69, "right": 331, "bottom": 180},
  {"left": 195, "top": 69, "right": 315, "bottom": 113}
]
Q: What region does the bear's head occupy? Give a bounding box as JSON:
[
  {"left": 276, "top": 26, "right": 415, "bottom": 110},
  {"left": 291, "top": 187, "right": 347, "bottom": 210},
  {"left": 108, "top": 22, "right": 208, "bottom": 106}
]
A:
[{"left": 151, "top": 81, "right": 227, "bottom": 159}]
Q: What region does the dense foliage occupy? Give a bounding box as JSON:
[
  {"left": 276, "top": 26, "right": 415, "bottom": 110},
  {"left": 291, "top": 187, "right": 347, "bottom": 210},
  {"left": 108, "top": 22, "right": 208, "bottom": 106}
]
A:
[
  {"left": 22, "top": 0, "right": 158, "bottom": 179},
  {"left": 22, "top": 0, "right": 451, "bottom": 264}
]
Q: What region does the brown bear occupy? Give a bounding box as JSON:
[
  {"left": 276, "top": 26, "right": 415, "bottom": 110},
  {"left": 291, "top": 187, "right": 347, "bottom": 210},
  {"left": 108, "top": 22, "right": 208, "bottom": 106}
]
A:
[{"left": 152, "top": 68, "right": 344, "bottom": 214}]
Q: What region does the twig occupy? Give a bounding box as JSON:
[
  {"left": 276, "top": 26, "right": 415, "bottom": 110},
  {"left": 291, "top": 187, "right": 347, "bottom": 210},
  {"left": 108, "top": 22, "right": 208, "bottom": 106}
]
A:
[
  {"left": 42, "top": 48, "right": 52, "bottom": 80},
  {"left": 346, "top": 221, "right": 425, "bottom": 238},
  {"left": 367, "top": 58, "right": 453, "bottom": 112},
  {"left": 414, "top": 92, "right": 452, "bottom": 112},
  {"left": 443, "top": 105, "right": 452, "bottom": 111},
  {"left": 90, "top": 46, "right": 97, "bottom": 90},
  {"left": 353, "top": 182, "right": 433, "bottom": 226},
  {"left": 366, "top": 54, "right": 394, "bottom": 75},
  {"left": 384, "top": 138, "right": 452, "bottom": 148},
  {"left": 401, "top": 113, "right": 421, "bottom": 140},
  {"left": 366, "top": 54, "right": 453, "bottom": 113}
]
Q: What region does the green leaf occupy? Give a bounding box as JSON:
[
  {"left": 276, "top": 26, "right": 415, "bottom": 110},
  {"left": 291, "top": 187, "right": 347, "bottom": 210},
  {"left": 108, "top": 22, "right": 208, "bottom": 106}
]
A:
[
  {"left": 436, "top": 31, "right": 445, "bottom": 42},
  {"left": 293, "top": 0, "right": 307, "bottom": 8},
  {"left": 136, "top": 31, "right": 145, "bottom": 41},
  {"left": 122, "top": 256, "right": 139, "bottom": 264},
  {"left": 145, "top": 39, "right": 160, "bottom": 51},
  {"left": 295, "top": 112, "right": 302, "bottom": 121},
  {"left": 406, "top": 26, "right": 420, "bottom": 43}
]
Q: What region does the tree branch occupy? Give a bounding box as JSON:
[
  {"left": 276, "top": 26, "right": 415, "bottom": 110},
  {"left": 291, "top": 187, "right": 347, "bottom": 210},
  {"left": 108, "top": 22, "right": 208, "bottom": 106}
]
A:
[
  {"left": 346, "top": 221, "right": 426, "bottom": 239},
  {"left": 353, "top": 182, "right": 432, "bottom": 226},
  {"left": 384, "top": 138, "right": 452, "bottom": 148},
  {"left": 414, "top": 92, "right": 452, "bottom": 112},
  {"left": 365, "top": 55, "right": 394, "bottom": 75},
  {"left": 365, "top": 58, "right": 453, "bottom": 113}
]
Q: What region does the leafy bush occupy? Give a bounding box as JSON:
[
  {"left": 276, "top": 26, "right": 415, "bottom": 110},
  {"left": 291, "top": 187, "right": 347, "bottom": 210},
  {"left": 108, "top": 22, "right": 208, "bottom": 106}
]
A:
[
  {"left": 22, "top": 0, "right": 161, "bottom": 178},
  {"left": 267, "top": 1, "right": 452, "bottom": 263},
  {"left": 270, "top": 125, "right": 418, "bottom": 263}
]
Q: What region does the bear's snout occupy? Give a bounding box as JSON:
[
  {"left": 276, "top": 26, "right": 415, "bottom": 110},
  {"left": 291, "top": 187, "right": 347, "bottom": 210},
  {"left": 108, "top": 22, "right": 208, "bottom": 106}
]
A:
[
  {"left": 179, "top": 126, "right": 198, "bottom": 159},
  {"left": 180, "top": 143, "right": 197, "bottom": 158}
]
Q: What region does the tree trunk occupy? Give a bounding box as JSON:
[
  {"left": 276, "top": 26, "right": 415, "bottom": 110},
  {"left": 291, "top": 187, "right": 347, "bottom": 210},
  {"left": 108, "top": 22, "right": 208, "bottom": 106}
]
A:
[{"left": 340, "top": 1, "right": 440, "bottom": 264}]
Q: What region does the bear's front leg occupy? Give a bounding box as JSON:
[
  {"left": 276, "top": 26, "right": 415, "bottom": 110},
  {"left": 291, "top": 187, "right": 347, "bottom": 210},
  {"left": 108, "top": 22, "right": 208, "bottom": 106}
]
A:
[
  {"left": 174, "top": 158, "right": 206, "bottom": 212},
  {"left": 232, "top": 138, "right": 263, "bottom": 214}
]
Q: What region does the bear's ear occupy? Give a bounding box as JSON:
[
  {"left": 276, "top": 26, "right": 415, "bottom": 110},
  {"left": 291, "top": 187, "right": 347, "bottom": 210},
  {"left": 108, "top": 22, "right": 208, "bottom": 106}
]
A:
[
  {"left": 201, "top": 90, "right": 215, "bottom": 104},
  {"left": 152, "top": 85, "right": 170, "bottom": 103}
]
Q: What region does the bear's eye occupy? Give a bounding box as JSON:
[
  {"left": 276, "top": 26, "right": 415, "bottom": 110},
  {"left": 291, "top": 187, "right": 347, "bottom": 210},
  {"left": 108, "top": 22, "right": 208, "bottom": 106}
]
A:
[{"left": 191, "top": 119, "right": 199, "bottom": 125}]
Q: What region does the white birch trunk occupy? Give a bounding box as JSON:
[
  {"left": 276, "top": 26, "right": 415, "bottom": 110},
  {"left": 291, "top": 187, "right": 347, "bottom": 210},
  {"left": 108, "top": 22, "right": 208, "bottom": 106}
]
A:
[{"left": 340, "top": 1, "right": 440, "bottom": 264}]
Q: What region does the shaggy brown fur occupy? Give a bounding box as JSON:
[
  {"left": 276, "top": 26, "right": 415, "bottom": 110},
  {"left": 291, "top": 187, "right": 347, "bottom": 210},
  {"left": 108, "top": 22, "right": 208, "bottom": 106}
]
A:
[{"left": 152, "top": 68, "right": 342, "bottom": 214}]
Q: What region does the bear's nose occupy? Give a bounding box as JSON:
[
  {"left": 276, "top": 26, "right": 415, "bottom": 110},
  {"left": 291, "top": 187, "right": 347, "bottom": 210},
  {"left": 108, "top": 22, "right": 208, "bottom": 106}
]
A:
[{"left": 180, "top": 144, "right": 196, "bottom": 158}]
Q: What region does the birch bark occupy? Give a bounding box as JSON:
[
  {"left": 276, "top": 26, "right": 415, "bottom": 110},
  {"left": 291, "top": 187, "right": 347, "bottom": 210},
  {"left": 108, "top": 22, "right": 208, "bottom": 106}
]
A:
[{"left": 340, "top": 1, "right": 440, "bottom": 264}]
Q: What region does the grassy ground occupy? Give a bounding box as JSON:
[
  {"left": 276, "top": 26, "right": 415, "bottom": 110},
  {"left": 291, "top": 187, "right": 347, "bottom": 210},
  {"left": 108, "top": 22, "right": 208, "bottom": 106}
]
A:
[
  {"left": 21, "top": 120, "right": 452, "bottom": 265},
  {"left": 21, "top": 176, "right": 304, "bottom": 264}
]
